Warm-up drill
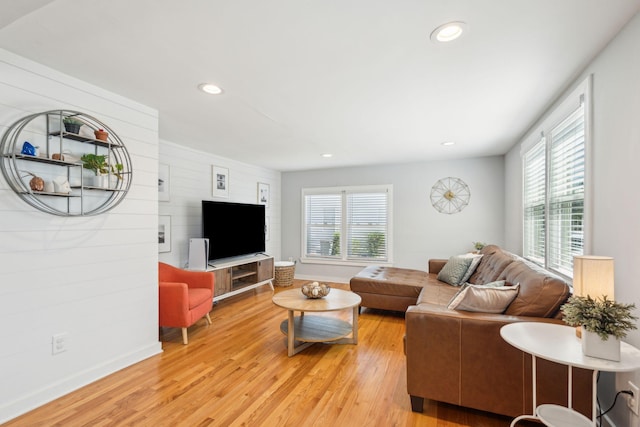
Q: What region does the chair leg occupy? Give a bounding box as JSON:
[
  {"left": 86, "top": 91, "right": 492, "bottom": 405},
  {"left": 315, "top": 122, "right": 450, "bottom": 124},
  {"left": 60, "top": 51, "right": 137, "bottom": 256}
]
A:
[
  {"left": 205, "top": 312, "right": 212, "bottom": 325},
  {"left": 182, "top": 328, "right": 188, "bottom": 345}
]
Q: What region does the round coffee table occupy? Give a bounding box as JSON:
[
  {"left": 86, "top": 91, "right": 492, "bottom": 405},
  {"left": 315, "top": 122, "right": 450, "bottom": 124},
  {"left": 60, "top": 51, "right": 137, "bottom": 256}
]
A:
[{"left": 272, "top": 288, "right": 361, "bottom": 356}]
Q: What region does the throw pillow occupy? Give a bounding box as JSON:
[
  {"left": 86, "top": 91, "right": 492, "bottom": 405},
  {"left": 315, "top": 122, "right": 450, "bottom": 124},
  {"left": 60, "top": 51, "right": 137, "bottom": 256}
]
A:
[
  {"left": 481, "top": 279, "right": 506, "bottom": 288},
  {"left": 458, "top": 253, "right": 483, "bottom": 284},
  {"left": 447, "top": 283, "right": 520, "bottom": 313},
  {"left": 437, "top": 256, "right": 473, "bottom": 286},
  {"left": 459, "top": 280, "right": 506, "bottom": 288}
]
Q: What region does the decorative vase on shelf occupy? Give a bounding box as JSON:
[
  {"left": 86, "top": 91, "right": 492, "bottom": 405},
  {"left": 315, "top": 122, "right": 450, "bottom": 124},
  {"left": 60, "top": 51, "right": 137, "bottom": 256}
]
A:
[
  {"left": 94, "top": 129, "right": 108, "bottom": 141},
  {"left": 91, "top": 175, "right": 109, "bottom": 188},
  {"left": 581, "top": 326, "right": 621, "bottom": 361},
  {"left": 28, "top": 174, "right": 44, "bottom": 191}
]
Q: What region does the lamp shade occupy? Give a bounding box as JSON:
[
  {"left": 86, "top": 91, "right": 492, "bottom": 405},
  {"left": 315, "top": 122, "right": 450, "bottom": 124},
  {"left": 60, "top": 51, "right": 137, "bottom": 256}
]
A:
[{"left": 572, "top": 256, "right": 615, "bottom": 299}]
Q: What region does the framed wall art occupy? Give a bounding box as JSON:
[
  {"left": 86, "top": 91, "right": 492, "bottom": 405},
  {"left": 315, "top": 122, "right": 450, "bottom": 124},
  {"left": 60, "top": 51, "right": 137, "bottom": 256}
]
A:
[
  {"left": 158, "top": 215, "right": 171, "bottom": 252},
  {"left": 158, "top": 163, "right": 170, "bottom": 202},
  {"left": 257, "top": 182, "right": 270, "bottom": 207},
  {"left": 212, "top": 166, "right": 229, "bottom": 198}
]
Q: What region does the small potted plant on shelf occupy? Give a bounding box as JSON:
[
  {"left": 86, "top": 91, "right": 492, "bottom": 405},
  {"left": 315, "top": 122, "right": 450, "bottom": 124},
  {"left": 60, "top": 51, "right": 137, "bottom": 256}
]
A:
[
  {"left": 472, "top": 241, "right": 486, "bottom": 252},
  {"left": 94, "top": 128, "right": 108, "bottom": 141},
  {"left": 561, "top": 295, "right": 637, "bottom": 361},
  {"left": 81, "top": 153, "right": 123, "bottom": 188},
  {"left": 62, "top": 117, "right": 83, "bottom": 134}
]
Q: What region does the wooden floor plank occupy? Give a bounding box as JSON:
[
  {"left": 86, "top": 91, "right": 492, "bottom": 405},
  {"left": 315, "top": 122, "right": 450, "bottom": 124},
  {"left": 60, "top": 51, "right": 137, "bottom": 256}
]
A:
[{"left": 6, "top": 281, "right": 520, "bottom": 427}]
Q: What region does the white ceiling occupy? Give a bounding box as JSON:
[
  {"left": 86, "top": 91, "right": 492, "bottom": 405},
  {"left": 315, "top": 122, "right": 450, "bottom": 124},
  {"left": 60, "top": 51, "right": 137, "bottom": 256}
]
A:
[{"left": 1, "top": 0, "right": 639, "bottom": 171}]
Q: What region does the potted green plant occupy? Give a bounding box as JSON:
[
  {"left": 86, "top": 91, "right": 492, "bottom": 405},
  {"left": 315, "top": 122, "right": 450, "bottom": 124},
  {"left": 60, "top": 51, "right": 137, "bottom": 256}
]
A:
[
  {"left": 81, "top": 154, "right": 123, "bottom": 188},
  {"left": 472, "top": 241, "right": 486, "bottom": 252},
  {"left": 63, "top": 117, "right": 83, "bottom": 134},
  {"left": 561, "top": 295, "right": 637, "bottom": 361}
]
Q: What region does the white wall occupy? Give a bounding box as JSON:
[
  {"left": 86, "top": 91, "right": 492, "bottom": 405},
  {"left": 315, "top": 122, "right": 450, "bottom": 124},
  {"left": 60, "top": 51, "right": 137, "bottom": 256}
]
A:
[
  {"left": 0, "top": 49, "right": 161, "bottom": 423},
  {"left": 504, "top": 12, "right": 640, "bottom": 427},
  {"left": 282, "top": 156, "right": 505, "bottom": 283},
  {"left": 158, "top": 140, "right": 281, "bottom": 267}
]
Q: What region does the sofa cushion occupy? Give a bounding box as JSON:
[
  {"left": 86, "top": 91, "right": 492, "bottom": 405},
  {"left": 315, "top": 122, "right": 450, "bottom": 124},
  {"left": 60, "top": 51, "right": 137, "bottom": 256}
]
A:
[
  {"left": 416, "top": 275, "right": 461, "bottom": 306},
  {"left": 437, "top": 256, "right": 473, "bottom": 286},
  {"left": 350, "top": 266, "right": 427, "bottom": 298},
  {"left": 468, "top": 245, "right": 517, "bottom": 285},
  {"left": 500, "top": 261, "right": 570, "bottom": 317},
  {"left": 447, "top": 283, "right": 520, "bottom": 313}
]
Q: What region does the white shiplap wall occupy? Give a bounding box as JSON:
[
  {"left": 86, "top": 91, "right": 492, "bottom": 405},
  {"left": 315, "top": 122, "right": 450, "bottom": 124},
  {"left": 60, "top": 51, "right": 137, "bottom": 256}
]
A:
[
  {"left": 0, "top": 49, "right": 162, "bottom": 423},
  {"left": 158, "top": 140, "right": 281, "bottom": 267}
]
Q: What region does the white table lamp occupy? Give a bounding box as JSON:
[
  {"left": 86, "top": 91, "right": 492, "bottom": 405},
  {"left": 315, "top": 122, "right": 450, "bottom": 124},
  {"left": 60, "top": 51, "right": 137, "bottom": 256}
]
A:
[{"left": 572, "top": 255, "right": 615, "bottom": 299}]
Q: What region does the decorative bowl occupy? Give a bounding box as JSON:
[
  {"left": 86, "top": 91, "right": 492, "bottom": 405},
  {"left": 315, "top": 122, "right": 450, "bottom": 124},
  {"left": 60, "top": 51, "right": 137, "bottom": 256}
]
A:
[{"left": 301, "top": 281, "right": 331, "bottom": 299}]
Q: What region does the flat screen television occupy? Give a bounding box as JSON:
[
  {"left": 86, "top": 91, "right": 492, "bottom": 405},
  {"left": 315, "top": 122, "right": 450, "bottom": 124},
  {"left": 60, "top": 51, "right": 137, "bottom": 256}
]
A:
[{"left": 202, "top": 200, "right": 266, "bottom": 261}]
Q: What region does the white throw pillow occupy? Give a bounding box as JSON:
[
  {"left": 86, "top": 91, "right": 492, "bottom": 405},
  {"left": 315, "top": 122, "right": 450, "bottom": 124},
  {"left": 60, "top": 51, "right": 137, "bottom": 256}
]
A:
[{"left": 447, "top": 283, "right": 520, "bottom": 313}]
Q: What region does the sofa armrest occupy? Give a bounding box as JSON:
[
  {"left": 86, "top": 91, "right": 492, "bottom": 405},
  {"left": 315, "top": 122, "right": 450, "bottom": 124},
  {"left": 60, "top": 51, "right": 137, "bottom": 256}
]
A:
[
  {"left": 159, "top": 281, "right": 189, "bottom": 326},
  {"left": 405, "top": 302, "right": 591, "bottom": 417},
  {"left": 428, "top": 259, "right": 448, "bottom": 274},
  {"left": 406, "top": 303, "right": 560, "bottom": 415}
]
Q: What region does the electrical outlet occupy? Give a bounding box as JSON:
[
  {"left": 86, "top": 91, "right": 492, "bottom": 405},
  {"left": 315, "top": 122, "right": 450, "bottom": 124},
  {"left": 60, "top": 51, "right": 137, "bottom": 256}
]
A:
[
  {"left": 52, "top": 333, "right": 68, "bottom": 355},
  {"left": 628, "top": 381, "right": 640, "bottom": 415}
]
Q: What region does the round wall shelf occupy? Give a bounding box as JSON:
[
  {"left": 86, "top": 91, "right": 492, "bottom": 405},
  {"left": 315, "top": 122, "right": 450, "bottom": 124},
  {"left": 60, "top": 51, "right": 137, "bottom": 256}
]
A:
[{"left": 0, "top": 110, "right": 132, "bottom": 216}]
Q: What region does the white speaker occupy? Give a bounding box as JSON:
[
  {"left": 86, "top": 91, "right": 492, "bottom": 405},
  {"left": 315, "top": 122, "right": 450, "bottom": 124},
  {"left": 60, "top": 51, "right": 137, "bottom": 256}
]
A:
[{"left": 188, "top": 238, "right": 209, "bottom": 270}]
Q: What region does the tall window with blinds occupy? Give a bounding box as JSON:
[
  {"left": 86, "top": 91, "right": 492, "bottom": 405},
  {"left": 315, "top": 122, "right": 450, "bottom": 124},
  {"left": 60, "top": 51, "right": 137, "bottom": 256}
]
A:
[
  {"left": 548, "top": 103, "right": 585, "bottom": 277},
  {"left": 303, "top": 185, "right": 392, "bottom": 264},
  {"left": 521, "top": 79, "right": 589, "bottom": 279},
  {"left": 523, "top": 137, "right": 546, "bottom": 266},
  {"left": 304, "top": 193, "right": 342, "bottom": 258}
]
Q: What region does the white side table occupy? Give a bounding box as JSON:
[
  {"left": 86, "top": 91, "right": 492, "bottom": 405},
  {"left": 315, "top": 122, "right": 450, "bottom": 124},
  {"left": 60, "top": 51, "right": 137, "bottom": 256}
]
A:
[{"left": 500, "top": 322, "right": 640, "bottom": 427}]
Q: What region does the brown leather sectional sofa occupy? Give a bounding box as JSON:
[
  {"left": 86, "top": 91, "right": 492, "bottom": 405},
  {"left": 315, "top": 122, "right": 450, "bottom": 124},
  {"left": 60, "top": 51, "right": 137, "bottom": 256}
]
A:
[{"left": 350, "top": 244, "right": 592, "bottom": 418}]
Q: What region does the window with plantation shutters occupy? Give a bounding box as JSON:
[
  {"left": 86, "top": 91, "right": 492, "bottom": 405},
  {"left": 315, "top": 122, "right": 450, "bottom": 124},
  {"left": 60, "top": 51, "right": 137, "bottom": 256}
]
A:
[
  {"left": 346, "top": 191, "right": 388, "bottom": 260},
  {"left": 302, "top": 185, "right": 392, "bottom": 264},
  {"left": 304, "top": 193, "right": 342, "bottom": 258},
  {"left": 523, "top": 137, "right": 546, "bottom": 266},
  {"left": 521, "top": 76, "right": 590, "bottom": 279},
  {"left": 548, "top": 103, "right": 585, "bottom": 277}
]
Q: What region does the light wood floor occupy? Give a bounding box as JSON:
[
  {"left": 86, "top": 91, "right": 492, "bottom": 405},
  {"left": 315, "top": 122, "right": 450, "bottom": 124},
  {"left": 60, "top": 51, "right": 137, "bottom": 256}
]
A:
[{"left": 7, "top": 281, "right": 523, "bottom": 427}]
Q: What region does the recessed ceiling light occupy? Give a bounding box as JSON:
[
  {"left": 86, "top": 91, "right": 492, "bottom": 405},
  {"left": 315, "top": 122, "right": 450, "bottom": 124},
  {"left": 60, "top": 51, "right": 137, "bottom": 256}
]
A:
[
  {"left": 198, "top": 83, "right": 223, "bottom": 95},
  {"left": 441, "top": 141, "right": 456, "bottom": 146},
  {"left": 322, "top": 153, "right": 333, "bottom": 158},
  {"left": 430, "top": 22, "right": 467, "bottom": 43}
]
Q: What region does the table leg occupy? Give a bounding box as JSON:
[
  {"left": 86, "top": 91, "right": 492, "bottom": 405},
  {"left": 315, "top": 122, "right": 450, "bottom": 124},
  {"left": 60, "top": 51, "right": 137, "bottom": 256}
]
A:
[
  {"left": 287, "top": 310, "right": 295, "bottom": 357},
  {"left": 511, "top": 354, "right": 541, "bottom": 426},
  {"left": 568, "top": 365, "right": 573, "bottom": 409},
  {"left": 533, "top": 355, "right": 537, "bottom": 411},
  {"left": 591, "top": 370, "right": 598, "bottom": 426},
  {"left": 352, "top": 305, "right": 358, "bottom": 344}
]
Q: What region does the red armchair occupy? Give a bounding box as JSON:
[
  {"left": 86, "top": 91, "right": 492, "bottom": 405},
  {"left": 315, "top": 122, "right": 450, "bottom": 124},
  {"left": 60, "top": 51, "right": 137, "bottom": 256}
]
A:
[{"left": 158, "top": 262, "right": 215, "bottom": 344}]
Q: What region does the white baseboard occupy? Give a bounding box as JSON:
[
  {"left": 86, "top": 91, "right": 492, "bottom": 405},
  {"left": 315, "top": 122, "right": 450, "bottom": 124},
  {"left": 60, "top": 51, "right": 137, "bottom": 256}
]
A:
[
  {"left": 294, "top": 274, "right": 350, "bottom": 285},
  {"left": 0, "top": 342, "right": 162, "bottom": 424}
]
